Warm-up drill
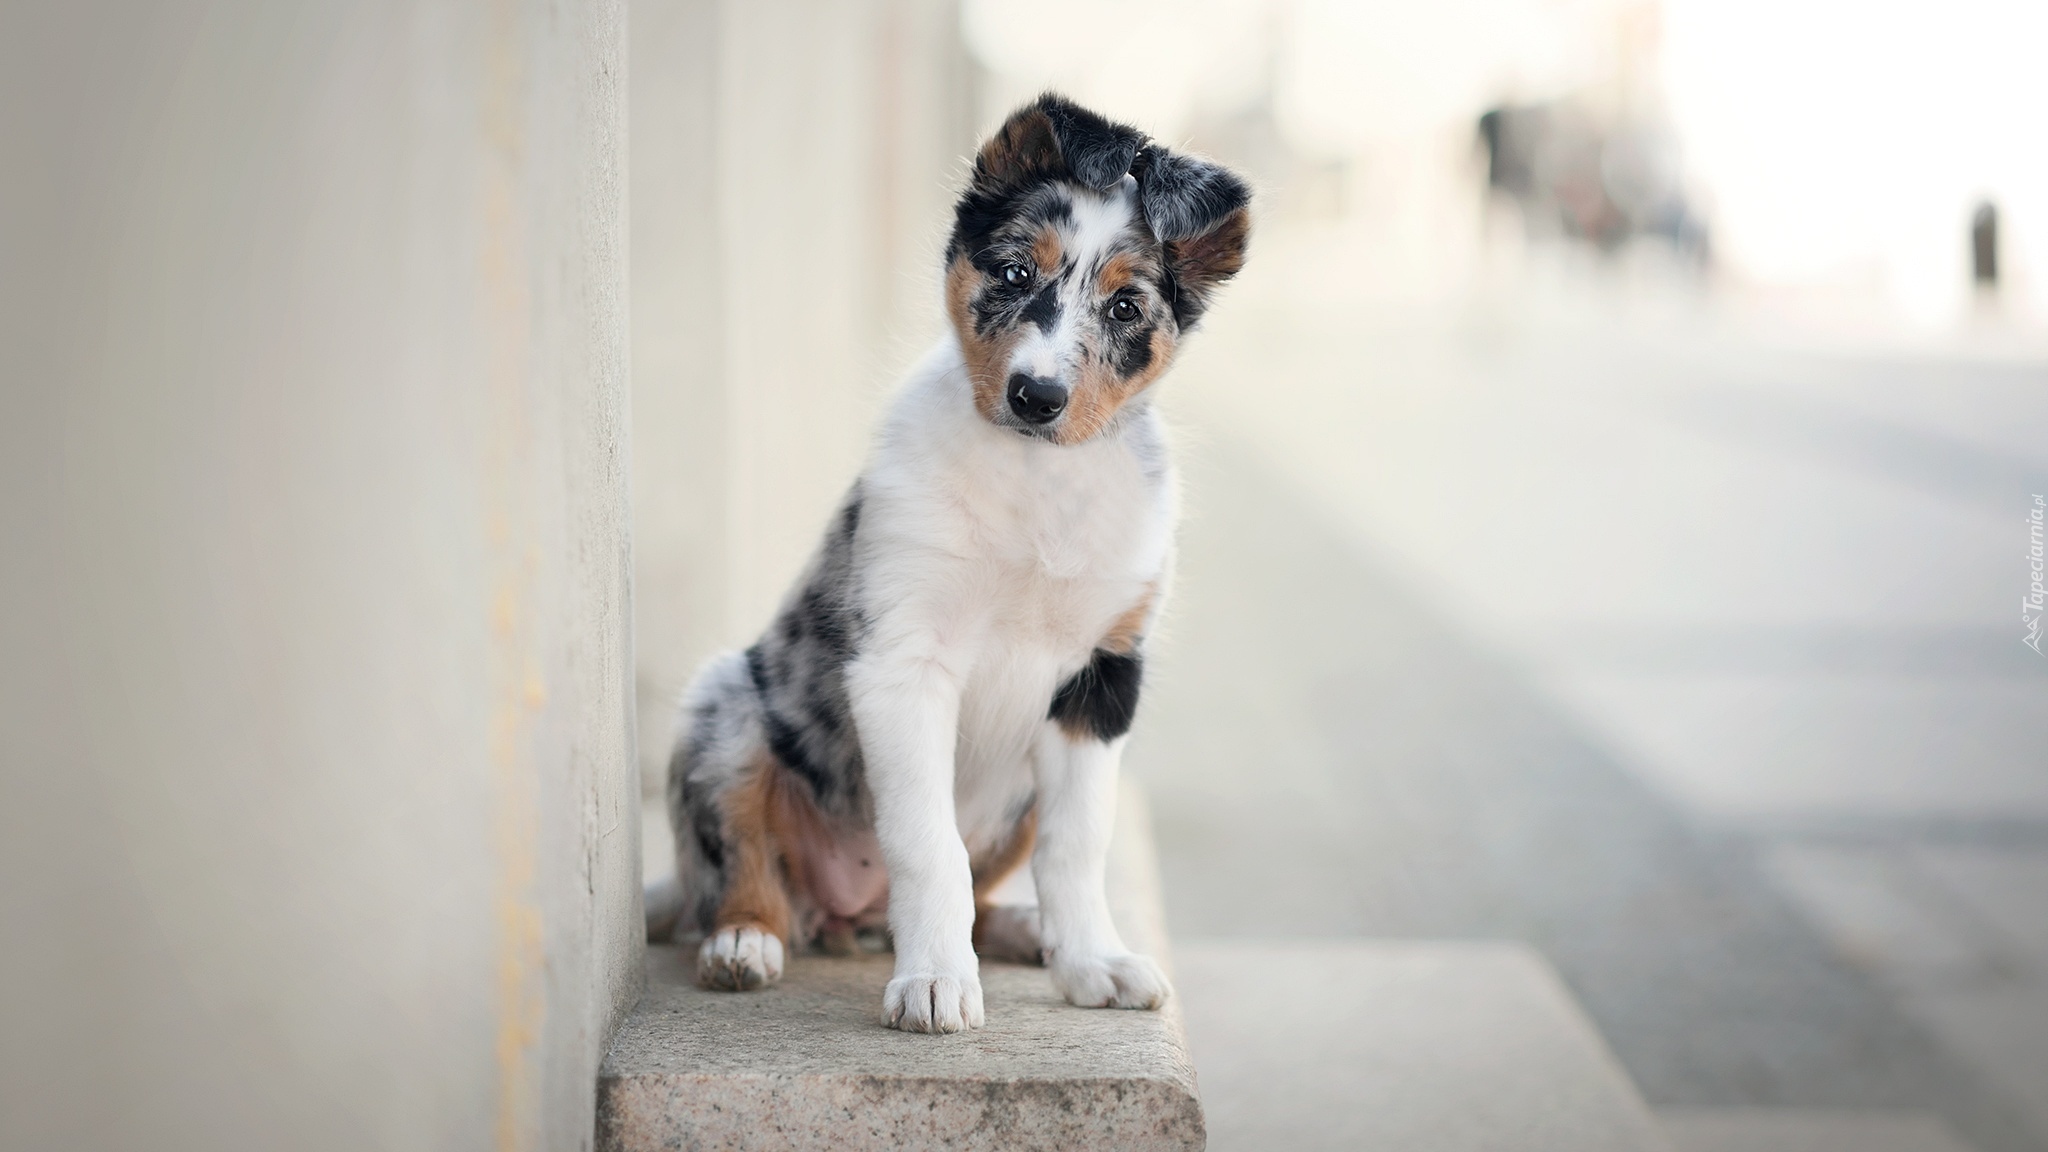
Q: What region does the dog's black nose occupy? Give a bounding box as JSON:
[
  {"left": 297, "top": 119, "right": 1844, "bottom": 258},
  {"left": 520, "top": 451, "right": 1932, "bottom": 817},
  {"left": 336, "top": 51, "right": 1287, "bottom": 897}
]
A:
[{"left": 1007, "top": 373, "right": 1067, "bottom": 424}]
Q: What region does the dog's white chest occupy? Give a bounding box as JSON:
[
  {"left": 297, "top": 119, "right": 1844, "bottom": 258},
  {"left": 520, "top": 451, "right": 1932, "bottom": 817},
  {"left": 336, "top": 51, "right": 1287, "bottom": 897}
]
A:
[
  {"left": 960, "top": 436, "right": 1160, "bottom": 646},
  {"left": 855, "top": 347, "right": 1176, "bottom": 846}
]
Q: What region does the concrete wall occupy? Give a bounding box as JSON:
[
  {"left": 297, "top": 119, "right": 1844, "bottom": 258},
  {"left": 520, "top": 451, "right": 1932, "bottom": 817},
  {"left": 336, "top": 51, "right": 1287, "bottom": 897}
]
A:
[
  {"left": 631, "top": 0, "right": 974, "bottom": 791},
  {"left": 0, "top": 4, "right": 638, "bottom": 1150}
]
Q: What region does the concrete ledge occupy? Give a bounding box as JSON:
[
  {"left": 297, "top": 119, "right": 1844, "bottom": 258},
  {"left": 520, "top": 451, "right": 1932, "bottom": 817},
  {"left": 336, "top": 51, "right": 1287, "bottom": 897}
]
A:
[
  {"left": 598, "top": 782, "right": 1202, "bottom": 1151},
  {"left": 1178, "top": 940, "right": 1674, "bottom": 1152}
]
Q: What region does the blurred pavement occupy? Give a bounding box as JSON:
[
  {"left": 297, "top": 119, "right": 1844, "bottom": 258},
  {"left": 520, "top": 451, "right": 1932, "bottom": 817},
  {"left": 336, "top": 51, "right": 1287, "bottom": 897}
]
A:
[{"left": 1132, "top": 235, "right": 2048, "bottom": 1151}]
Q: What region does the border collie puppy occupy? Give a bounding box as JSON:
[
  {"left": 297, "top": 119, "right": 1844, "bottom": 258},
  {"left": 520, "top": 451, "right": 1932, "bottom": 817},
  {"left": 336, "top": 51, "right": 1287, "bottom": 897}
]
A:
[{"left": 661, "top": 94, "right": 1249, "bottom": 1033}]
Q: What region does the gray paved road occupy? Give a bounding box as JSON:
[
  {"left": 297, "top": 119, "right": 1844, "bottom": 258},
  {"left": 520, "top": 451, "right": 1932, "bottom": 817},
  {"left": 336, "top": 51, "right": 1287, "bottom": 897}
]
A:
[{"left": 1130, "top": 264, "right": 2048, "bottom": 1151}]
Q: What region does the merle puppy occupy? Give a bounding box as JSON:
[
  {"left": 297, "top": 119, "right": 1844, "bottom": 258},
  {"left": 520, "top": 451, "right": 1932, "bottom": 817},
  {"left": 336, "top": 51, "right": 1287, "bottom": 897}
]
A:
[{"left": 659, "top": 94, "right": 1249, "bottom": 1033}]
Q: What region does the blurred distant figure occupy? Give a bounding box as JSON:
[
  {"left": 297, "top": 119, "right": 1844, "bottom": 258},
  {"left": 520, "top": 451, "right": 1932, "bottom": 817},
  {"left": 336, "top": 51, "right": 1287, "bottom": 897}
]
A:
[
  {"left": 1972, "top": 200, "right": 1999, "bottom": 291},
  {"left": 1477, "top": 100, "right": 1707, "bottom": 265},
  {"left": 1478, "top": 106, "right": 1543, "bottom": 206}
]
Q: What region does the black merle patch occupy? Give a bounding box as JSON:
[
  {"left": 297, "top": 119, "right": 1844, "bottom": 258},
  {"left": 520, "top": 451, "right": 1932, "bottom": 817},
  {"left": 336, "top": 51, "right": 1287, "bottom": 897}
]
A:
[
  {"left": 663, "top": 483, "right": 876, "bottom": 939},
  {"left": 971, "top": 288, "right": 1028, "bottom": 339},
  {"left": 1109, "top": 321, "right": 1156, "bottom": 377},
  {"left": 1018, "top": 193, "right": 1074, "bottom": 232},
  {"left": 1049, "top": 648, "right": 1144, "bottom": 742},
  {"left": 736, "top": 483, "right": 871, "bottom": 814},
  {"left": 675, "top": 750, "right": 727, "bottom": 871},
  {"left": 1131, "top": 145, "right": 1251, "bottom": 243},
  {"left": 1020, "top": 283, "right": 1061, "bottom": 331},
  {"left": 953, "top": 182, "right": 1074, "bottom": 272},
  {"left": 1036, "top": 94, "right": 1146, "bottom": 191}
]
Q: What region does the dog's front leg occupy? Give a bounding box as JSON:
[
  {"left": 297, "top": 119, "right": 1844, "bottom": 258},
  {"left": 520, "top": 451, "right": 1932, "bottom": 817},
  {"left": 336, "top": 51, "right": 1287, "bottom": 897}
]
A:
[
  {"left": 1031, "top": 726, "right": 1170, "bottom": 1009},
  {"left": 848, "top": 653, "right": 983, "bottom": 1033}
]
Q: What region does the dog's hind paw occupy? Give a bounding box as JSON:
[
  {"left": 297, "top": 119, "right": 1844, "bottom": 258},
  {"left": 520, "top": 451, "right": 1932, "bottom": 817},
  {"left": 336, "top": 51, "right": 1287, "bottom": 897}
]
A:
[
  {"left": 973, "top": 903, "right": 1044, "bottom": 964},
  {"left": 697, "top": 924, "right": 784, "bottom": 991},
  {"left": 1051, "top": 950, "right": 1170, "bottom": 1010}
]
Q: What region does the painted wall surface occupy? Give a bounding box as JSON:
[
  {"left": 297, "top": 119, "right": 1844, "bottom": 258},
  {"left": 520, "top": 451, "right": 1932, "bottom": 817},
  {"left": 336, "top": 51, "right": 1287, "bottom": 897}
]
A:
[
  {"left": 630, "top": 0, "right": 974, "bottom": 791},
  {"left": 0, "top": 4, "right": 639, "bottom": 1150}
]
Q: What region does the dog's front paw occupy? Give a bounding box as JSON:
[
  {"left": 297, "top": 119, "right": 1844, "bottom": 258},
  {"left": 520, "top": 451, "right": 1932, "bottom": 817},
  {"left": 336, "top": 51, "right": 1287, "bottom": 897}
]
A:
[
  {"left": 1051, "top": 951, "right": 1170, "bottom": 1009},
  {"left": 883, "top": 972, "right": 985, "bottom": 1034},
  {"left": 697, "top": 924, "right": 785, "bottom": 991}
]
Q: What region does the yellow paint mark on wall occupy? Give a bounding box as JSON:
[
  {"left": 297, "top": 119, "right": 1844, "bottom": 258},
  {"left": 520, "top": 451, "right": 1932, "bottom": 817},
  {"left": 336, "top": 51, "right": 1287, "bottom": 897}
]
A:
[{"left": 482, "top": 3, "right": 543, "bottom": 1150}]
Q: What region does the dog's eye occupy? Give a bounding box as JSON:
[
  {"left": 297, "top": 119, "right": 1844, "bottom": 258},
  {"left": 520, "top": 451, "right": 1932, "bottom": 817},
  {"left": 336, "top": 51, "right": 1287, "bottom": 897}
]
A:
[
  {"left": 1108, "top": 297, "right": 1141, "bottom": 323},
  {"left": 1000, "top": 263, "right": 1033, "bottom": 287}
]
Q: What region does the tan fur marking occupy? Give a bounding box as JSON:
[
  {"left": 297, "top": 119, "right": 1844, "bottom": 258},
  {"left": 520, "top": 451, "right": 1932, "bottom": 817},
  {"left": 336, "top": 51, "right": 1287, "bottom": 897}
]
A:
[
  {"left": 1100, "top": 584, "right": 1157, "bottom": 654},
  {"left": 947, "top": 252, "right": 1025, "bottom": 424},
  {"left": 1166, "top": 206, "right": 1251, "bottom": 292},
  {"left": 1053, "top": 324, "right": 1178, "bottom": 444},
  {"left": 970, "top": 809, "right": 1037, "bottom": 952},
  {"left": 971, "top": 808, "right": 1037, "bottom": 902},
  {"left": 1032, "top": 227, "right": 1063, "bottom": 277},
  {"left": 763, "top": 759, "right": 832, "bottom": 911},
  {"left": 712, "top": 752, "right": 794, "bottom": 942},
  {"left": 1096, "top": 251, "right": 1138, "bottom": 296},
  {"left": 944, "top": 251, "right": 978, "bottom": 333},
  {"left": 975, "top": 109, "right": 1060, "bottom": 187}
]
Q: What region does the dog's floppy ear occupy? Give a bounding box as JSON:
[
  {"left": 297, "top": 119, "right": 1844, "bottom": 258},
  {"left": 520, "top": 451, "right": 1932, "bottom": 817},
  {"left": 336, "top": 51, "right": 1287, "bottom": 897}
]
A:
[
  {"left": 1135, "top": 146, "right": 1251, "bottom": 327},
  {"left": 970, "top": 93, "right": 1145, "bottom": 192},
  {"left": 969, "top": 102, "right": 1063, "bottom": 191},
  {"left": 1034, "top": 94, "right": 1145, "bottom": 191},
  {"left": 1131, "top": 146, "right": 1251, "bottom": 243}
]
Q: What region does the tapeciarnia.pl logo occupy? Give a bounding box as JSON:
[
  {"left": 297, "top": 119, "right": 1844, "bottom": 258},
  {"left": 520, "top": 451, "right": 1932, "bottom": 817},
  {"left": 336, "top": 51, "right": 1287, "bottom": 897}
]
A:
[{"left": 2027, "top": 494, "right": 2045, "bottom": 655}]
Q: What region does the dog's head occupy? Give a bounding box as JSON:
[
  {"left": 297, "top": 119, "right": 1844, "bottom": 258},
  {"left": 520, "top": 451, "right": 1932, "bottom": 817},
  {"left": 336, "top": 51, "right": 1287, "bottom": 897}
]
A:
[{"left": 945, "top": 94, "right": 1251, "bottom": 445}]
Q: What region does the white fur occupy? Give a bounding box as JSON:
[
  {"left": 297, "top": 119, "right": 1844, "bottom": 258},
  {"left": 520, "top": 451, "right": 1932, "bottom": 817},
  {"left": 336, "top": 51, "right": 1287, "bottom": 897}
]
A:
[{"left": 850, "top": 318, "right": 1177, "bottom": 1032}]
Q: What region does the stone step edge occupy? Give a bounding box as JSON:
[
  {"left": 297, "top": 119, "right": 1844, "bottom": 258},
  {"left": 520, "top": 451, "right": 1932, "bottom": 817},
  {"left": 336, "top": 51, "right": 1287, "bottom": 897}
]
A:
[{"left": 596, "top": 777, "right": 1202, "bottom": 1152}]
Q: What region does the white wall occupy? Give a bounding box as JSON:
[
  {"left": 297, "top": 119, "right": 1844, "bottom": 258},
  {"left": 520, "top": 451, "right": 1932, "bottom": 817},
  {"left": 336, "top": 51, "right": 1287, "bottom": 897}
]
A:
[
  {"left": 631, "top": 0, "right": 973, "bottom": 791},
  {"left": 0, "top": 4, "right": 638, "bottom": 1150}
]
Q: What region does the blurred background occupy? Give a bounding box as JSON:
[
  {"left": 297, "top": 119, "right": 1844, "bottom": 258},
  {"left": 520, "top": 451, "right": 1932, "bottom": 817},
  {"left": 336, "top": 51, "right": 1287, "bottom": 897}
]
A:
[
  {"left": 3, "top": 1, "right": 2043, "bottom": 1149},
  {"left": 633, "top": 2, "right": 2048, "bottom": 1150}
]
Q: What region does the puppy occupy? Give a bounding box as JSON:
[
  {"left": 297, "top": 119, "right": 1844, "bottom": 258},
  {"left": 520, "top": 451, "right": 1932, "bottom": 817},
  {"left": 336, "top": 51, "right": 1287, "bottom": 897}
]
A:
[{"left": 660, "top": 94, "right": 1249, "bottom": 1033}]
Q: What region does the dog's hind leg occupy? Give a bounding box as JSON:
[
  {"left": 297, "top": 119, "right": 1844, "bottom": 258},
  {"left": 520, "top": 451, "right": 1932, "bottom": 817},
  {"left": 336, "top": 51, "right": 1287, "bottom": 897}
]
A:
[
  {"left": 666, "top": 650, "right": 792, "bottom": 991},
  {"left": 697, "top": 751, "right": 794, "bottom": 991},
  {"left": 971, "top": 808, "right": 1044, "bottom": 964}
]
